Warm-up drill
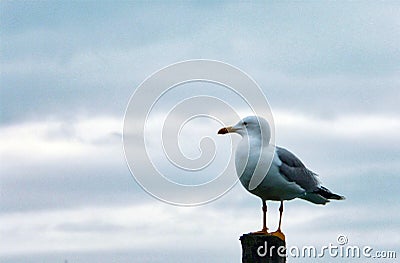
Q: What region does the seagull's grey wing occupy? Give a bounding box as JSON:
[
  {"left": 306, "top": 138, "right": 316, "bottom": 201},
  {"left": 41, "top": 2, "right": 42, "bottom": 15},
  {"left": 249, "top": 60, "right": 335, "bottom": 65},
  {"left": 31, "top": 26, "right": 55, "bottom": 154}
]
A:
[
  {"left": 276, "top": 147, "right": 345, "bottom": 203},
  {"left": 276, "top": 147, "right": 320, "bottom": 192}
]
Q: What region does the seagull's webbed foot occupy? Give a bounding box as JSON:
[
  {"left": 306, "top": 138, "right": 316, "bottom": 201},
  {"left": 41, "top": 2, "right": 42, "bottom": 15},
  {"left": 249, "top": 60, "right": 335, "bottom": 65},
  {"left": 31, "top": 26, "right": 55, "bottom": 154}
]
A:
[
  {"left": 251, "top": 227, "right": 269, "bottom": 235},
  {"left": 270, "top": 229, "right": 285, "bottom": 241}
]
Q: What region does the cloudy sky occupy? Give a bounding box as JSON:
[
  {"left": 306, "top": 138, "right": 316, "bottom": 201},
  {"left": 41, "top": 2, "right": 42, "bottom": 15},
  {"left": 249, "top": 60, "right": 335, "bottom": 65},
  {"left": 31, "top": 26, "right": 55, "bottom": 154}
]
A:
[{"left": 1, "top": 1, "right": 399, "bottom": 262}]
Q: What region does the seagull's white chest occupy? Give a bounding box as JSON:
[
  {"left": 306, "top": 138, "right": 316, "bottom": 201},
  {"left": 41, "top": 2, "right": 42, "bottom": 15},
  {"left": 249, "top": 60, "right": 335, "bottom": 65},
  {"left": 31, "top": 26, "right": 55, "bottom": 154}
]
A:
[{"left": 235, "top": 137, "right": 305, "bottom": 201}]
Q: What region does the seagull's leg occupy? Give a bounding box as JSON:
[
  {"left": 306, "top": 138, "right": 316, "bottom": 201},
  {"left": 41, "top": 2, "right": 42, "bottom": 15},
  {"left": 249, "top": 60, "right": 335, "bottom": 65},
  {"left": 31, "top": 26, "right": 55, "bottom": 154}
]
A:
[
  {"left": 262, "top": 200, "right": 268, "bottom": 233},
  {"left": 251, "top": 200, "right": 269, "bottom": 234},
  {"left": 277, "top": 200, "right": 283, "bottom": 232},
  {"left": 270, "top": 201, "right": 285, "bottom": 241}
]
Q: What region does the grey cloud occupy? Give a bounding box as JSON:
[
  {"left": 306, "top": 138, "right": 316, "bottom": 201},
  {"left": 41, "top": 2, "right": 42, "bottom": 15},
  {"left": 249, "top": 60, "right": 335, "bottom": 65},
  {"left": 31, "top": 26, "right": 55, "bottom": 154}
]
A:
[
  {"left": 261, "top": 74, "right": 400, "bottom": 119},
  {"left": 1, "top": 131, "right": 397, "bottom": 213},
  {"left": 0, "top": 160, "right": 143, "bottom": 213},
  {"left": 56, "top": 221, "right": 125, "bottom": 233},
  {"left": 1, "top": 2, "right": 399, "bottom": 124},
  {"left": 0, "top": 249, "right": 238, "bottom": 263},
  {"left": 43, "top": 121, "right": 122, "bottom": 145}
]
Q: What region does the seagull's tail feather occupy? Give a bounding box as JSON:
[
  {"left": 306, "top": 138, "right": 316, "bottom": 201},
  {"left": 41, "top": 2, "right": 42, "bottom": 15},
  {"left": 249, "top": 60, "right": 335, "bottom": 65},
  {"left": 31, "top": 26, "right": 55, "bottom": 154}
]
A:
[
  {"left": 301, "top": 193, "right": 329, "bottom": 205},
  {"left": 314, "top": 186, "right": 346, "bottom": 200},
  {"left": 301, "top": 186, "right": 345, "bottom": 205}
]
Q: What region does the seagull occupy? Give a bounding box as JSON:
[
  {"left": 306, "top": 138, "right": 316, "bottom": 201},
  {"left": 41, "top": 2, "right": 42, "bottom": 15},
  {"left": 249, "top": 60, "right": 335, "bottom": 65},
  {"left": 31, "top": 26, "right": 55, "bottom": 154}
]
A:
[{"left": 218, "top": 116, "right": 344, "bottom": 240}]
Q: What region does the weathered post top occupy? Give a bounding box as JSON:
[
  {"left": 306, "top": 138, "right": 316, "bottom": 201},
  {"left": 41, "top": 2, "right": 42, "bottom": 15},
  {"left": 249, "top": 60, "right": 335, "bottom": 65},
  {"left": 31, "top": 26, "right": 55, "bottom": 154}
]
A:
[{"left": 240, "top": 234, "right": 286, "bottom": 263}]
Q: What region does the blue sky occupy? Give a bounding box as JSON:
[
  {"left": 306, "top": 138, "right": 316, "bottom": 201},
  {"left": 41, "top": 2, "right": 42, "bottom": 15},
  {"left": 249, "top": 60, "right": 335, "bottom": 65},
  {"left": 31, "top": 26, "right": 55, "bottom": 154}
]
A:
[{"left": 1, "top": 1, "right": 399, "bottom": 262}]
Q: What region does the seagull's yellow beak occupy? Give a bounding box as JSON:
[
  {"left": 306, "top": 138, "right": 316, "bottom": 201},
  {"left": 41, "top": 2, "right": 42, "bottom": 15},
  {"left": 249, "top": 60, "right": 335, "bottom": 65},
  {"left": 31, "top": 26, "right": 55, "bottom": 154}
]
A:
[{"left": 218, "top": 126, "right": 236, "bottom": 134}]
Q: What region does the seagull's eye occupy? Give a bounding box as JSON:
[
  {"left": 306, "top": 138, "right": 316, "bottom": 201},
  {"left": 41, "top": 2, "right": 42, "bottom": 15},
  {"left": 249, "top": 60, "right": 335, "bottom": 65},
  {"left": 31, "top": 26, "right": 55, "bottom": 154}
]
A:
[{"left": 243, "top": 122, "right": 247, "bottom": 126}]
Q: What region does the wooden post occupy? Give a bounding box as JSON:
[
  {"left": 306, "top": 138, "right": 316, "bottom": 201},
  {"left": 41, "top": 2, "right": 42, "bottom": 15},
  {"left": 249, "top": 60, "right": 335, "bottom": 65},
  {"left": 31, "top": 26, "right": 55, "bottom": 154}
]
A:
[{"left": 240, "top": 234, "right": 286, "bottom": 263}]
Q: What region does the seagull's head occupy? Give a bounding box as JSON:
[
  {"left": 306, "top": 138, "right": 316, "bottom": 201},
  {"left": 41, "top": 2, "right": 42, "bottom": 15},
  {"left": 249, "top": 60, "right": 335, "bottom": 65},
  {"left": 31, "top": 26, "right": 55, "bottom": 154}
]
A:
[{"left": 218, "top": 116, "right": 271, "bottom": 141}]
